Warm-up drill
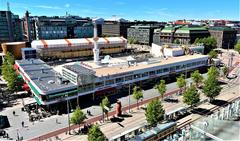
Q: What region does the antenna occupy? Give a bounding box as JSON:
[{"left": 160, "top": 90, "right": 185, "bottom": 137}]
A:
[{"left": 7, "top": 1, "right": 10, "bottom": 11}]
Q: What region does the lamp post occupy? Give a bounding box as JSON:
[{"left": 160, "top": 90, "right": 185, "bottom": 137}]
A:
[
  {"left": 66, "top": 94, "right": 70, "bottom": 134},
  {"left": 128, "top": 83, "right": 131, "bottom": 113}
]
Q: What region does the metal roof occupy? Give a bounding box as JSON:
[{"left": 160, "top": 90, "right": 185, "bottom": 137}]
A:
[
  {"left": 31, "top": 37, "right": 127, "bottom": 49},
  {"left": 16, "top": 59, "right": 76, "bottom": 95}
]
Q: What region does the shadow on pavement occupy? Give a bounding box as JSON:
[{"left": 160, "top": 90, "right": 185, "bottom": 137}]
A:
[
  {"left": 119, "top": 114, "right": 132, "bottom": 118},
  {"left": 110, "top": 117, "right": 124, "bottom": 123},
  {"left": 191, "top": 108, "right": 213, "bottom": 115},
  {"left": 210, "top": 99, "right": 229, "bottom": 107}
]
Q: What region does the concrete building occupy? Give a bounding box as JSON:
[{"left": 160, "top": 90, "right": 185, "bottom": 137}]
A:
[
  {"left": 153, "top": 25, "right": 209, "bottom": 45},
  {"left": 127, "top": 25, "right": 160, "bottom": 45},
  {"left": 151, "top": 43, "right": 204, "bottom": 58},
  {"left": 209, "top": 26, "right": 237, "bottom": 49},
  {"left": 101, "top": 18, "right": 133, "bottom": 38},
  {"left": 22, "top": 12, "right": 93, "bottom": 41},
  {"left": 15, "top": 53, "right": 209, "bottom": 106},
  {"left": 0, "top": 11, "right": 22, "bottom": 43}
]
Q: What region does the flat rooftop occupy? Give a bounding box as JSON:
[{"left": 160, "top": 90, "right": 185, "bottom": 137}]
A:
[
  {"left": 82, "top": 54, "right": 208, "bottom": 77},
  {"left": 16, "top": 59, "right": 76, "bottom": 94}
]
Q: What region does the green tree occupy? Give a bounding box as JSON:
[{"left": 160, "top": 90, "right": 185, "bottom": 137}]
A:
[
  {"left": 132, "top": 86, "right": 143, "bottom": 110},
  {"left": 191, "top": 70, "right": 203, "bottom": 87},
  {"left": 183, "top": 85, "right": 200, "bottom": 107},
  {"left": 207, "top": 66, "right": 219, "bottom": 78},
  {"left": 1, "top": 52, "right": 22, "bottom": 92},
  {"left": 88, "top": 125, "right": 106, "bottom": 141},
  {"left": 203, "top": 66, "right": 222, "bottom": 102},
  {"left": 100, "top": 97, "right": 111, "bottom": 121},
  {"left": 70, "top": 107, "right": 87, "bottom": 131},
  {"left": 194, "top": 37, "right": 217, "bottom": 54},
  {"left": 177, "top": 74, "right": 186, "bottom": 94},
  {"left": 208, "top": 50, "right": 218, "bottom": 59},
  {"left": 222, "top": 66, "right": 228, "bottom": 76},
  {"left": 155, "top": 80, "right": 166, "bottom": 100},
  {"left": 234, "top": 41, "right": 240, "bottom": 54},
  {"left": 174, "top": 38, "right": 180, "bottom": 44},
  {"left": 145, "top": 99, "right": 165, "bottom": 127}
]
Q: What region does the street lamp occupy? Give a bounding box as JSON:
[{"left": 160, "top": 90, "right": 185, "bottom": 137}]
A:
[
  {"left": 128, "top": 83, "right": 131, "bottom": 113},
  {"left": 65, "top": 94, "right": 70, "bottom": 135}
]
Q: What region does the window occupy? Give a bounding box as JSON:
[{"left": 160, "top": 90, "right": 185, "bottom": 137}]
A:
[
  {"left": 176, "top": 65, "right": 181, "bottom": 70},
  {"left": 163, "top": 68, "right": 169, "bottom": 72},
  {"left": 116, "top": 77, "right": 124, "bottom": 83},
  {"left": 149, "top": 71, "right": 156, "bottom": 75},
  {"left": 105, "top": 79, "right": 115, "bottom": 85},
  {"left": 95, "top": 82, "right": 104, "bottom": 88},
  {"left": 156, "top": 69, "right": 163, "bottom": 74},
  {"left": 125, "top": 75, "right": 133, "bottom": 81},
  {"left": 134, "top": 74, "right": 141, "bottom": 79},
  {"left": 170, "top": 66, "right": 175, "bottom": 71},
  {"left": 142, "top": 72, "right": 149, "bottom": 77}
]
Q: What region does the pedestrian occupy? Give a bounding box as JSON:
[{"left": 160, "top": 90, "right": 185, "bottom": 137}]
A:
[
  {"left": 21, "top": 121, "right": 24, "bottom": 127},
  {"left": 13, "top": 111, "right": 15, "bottom": 116}
]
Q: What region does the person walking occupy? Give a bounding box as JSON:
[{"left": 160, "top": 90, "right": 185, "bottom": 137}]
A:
[
  {"left": 13, "top": 111, "right": 15, "bottom": 116},
  {"left": 21, "top": 121, "right": 24, "bottom": 127}
]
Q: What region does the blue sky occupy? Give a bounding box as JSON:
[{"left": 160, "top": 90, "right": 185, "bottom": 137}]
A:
[{"left": 0, "top": 0, "right": 239, "bottom": 21}]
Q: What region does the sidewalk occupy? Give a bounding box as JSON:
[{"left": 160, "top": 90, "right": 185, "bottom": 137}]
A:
[{"left": 43, "top": 84, "right": 240, "bottom": 141}]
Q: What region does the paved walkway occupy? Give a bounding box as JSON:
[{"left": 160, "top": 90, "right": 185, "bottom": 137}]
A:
[{"left": 39, "top": 82, "right": 240, "bottom": 141}]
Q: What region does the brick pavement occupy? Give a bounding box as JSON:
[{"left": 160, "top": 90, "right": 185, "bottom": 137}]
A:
[{"left": 28, "top": 88, "right": 180, "bottom": 141}]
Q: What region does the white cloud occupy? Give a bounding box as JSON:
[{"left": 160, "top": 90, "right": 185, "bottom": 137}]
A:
[
  {"left": 34, "top": 5, "right": 61, "bottom": 10},
  {"left": 65, "top": 4, "right": 70, "bottom": 8}
]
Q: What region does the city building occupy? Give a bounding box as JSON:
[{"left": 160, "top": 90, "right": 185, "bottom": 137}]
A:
[
  {"left": 101, "top": 18, "right": 133, "bottom": 38},
  {"left": 127, "top": 25, "right": 161, "bottom": 45},
  {"left": 153, "top": 25, "right": 209, "bottom": 45},
  {"left": 31, "top": 37, "right": 127, "bottom": 59},
  {"left": 1, "top": 42, "right": 27, "bottom": 59},
  {"left": 151, "top": 43, "right": 204, "bottom": 58},
  {"left": 173, "top": 26, "right": 209, "bottom": 44},
  {"left": 153, "top": 25, "right": 179, "bottom": 44},
  {"left": 0, "top": 11, "right": 22, "bottom": 44},
  {"left": 209, "top": 26, "right": 237, "bottom": 49},
  {"left": 22, "top": 12, "right": 93, "bottom": 41},
  {"left": 15, "top": 53, "right": 209, "bottom": 107}
]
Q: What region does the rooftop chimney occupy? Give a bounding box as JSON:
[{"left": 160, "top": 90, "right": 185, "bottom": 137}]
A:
[{"left": 92, "top": 18, "right": 104, "bottom": 65}]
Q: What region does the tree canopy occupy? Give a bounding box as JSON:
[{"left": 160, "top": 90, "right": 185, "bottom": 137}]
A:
[
  {"left": 155, "top": 80, "right": 166, "bottom": 100},
  {"left": 174, "top": 38, "right": 180, "bottom": 44},
  {"left": 208, "top": 50, "right": 218, "bottom": 59},
  {"left": 128, "top": 37, "right": 139, "bottom": 44},
  {"left": 203, "top": 66, "right": 222, "bottom": 102},
  {"left": 145, "top": 99, "right": 165, "bottom": 127},
  {"left": 100, "top": 97, "right": 111, "bottom": 120},
  {"left": 133, "top": 86, "right": 143, "bottom": 109},
  {"left": 183, "top": 84, "right": 200, "bottom": 107},
  {"left": 222, "top": 66, "right": 228, "bottom": 76},
  {"left": 194, "top": 37, "right": 217, "bottom": 54},
  {"left": 88, "top": 125, "right": 106, "bottom": 141},
  {"left": 177, "top": 74, "right": 186, "bottom": 93},
  {"left": 190, "top": 70, "right": 203, "bottom": 87},
  {"left": 234, "top": 40, "right": 240, "bottom": 54},
  {"left": 70, "top": 107, "right": 87, "bottom": 130},
  {"left": 1, "top": 52, "right": 23, "bottom": 92}
]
